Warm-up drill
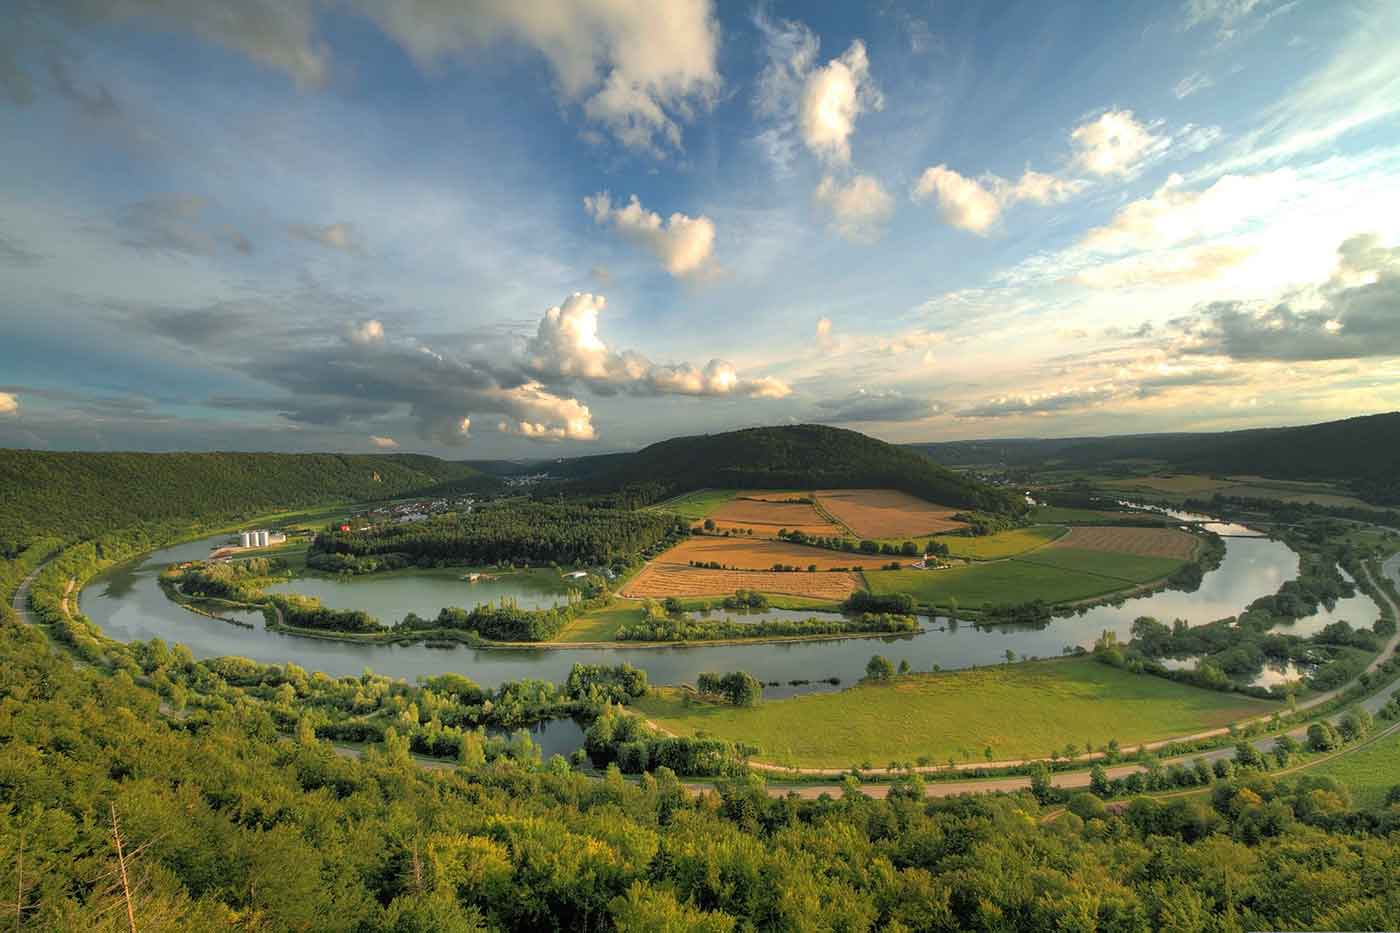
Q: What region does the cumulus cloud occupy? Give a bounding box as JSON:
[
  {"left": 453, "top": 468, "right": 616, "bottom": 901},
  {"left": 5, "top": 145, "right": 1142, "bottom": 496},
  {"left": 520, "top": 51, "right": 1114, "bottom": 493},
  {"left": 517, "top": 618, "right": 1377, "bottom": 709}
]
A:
[
  {"left": 524, "top": 292, "right": 790, "bottom": 399},
  {"left": 799, "top": 39, "right": 882, "bottom": 165},
  {"left": 356, "top": 0, "right": 720, "bottom": 154},
  {"left": 584, "top": 192, "right": 715, "bottom": 278},
  {"left": 369, "top": 434, "right": 399, "bottom": 448},
  {"left": 815, "top": 388, "right": 941, "bottom": 424},
  {"left": 0, "top": 392, "right": 17, "bottom": 415},
  {"left": 752, "top": 14, "right": 880, "bottom": 170},
  {"left": 288, "top": 221, "right": 364, "bottom": 254},
  {"left": 1081, "top": 170, "right": 1293, "bottom": 254},
  {"left": 1075, "top": 244, "right": 1256, "bottom": 288},
  {"left": 1173, "top": 233, "right": 1400, "bottom": 360},
  {"left": 349, "top": 319, "right": 385, "bottom": 345},
  {"left": 1070, "top": 110, "right": 1168, "bottom": 177},
  {"left": 813, "top": 174, "right": 893, "bottom": 243},
  {"left": 911, "top": 165, "right": 1083, "bottom": 235}
]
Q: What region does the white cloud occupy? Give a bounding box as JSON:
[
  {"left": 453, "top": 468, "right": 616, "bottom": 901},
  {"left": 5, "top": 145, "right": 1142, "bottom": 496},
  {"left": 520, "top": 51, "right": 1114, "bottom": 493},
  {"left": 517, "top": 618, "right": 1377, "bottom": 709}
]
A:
[
  {"left": 816, "top": 317, "right": 833, "bottom": 345},
  {"left": 369, "top": 434, "right": 399, "bottom": 448},
  {"left": 998, "top": 169, "right": 1087, "bottom": 206},
  {"left": 1070, "top": 110, "right": 1168, "bottom": 177},
  {"left": 524, "top": 292, "right": 791, "bottom": 399},
  {"left": 813, "top": 174, "right": 893, "bottom": 243},
  {"left": 1081, "top": 170, "right": 1294, "bottom": 254},
  {"left": 356, "top": 0, "right": 720, "bottom": 154},
  {"left": 349, "top": 319, "right": 385, "bottom": 345},
  {"left": 491, "top": 384, "right": 594, "bottom": 440},
  {"left": 288, "top": 221, "right": 364, "bottom": 253},
  {"left": 911, "top": 166, "right": 1002, "bottom": 234},
  {"left": 1174, "top": 72, "right": 1214, "bottom": 99},
  {"left": 584, "top": 192, "right": 716, "bottom": 278},
  {"left": 1075, "top": 243, "right": 1256, "bottom": 288},
  {"left": 0, "top": 392, "right": 17, "bottom": 415},
  {"left": 799, "top": 39, "right": 882, "bottom": 166}
]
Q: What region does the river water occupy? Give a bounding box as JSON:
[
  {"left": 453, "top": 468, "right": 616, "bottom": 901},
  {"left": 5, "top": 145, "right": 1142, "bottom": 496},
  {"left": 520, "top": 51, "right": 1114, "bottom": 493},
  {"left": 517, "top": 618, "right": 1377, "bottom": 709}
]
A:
[{"left": 80, "top": 527, "right": 1381, "bottom": 696}]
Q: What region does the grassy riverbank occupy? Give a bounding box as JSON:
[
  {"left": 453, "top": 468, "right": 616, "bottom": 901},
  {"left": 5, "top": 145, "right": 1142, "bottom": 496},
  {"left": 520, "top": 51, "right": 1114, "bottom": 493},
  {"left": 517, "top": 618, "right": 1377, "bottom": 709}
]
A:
[{"left": 634, "top": 657, "right": 1276, "bottom": 769}]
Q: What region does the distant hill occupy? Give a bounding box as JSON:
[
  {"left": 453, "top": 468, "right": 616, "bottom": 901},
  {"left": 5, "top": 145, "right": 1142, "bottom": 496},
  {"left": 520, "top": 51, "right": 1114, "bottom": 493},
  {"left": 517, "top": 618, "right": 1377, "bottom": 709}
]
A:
[
  {"left": 0, "top": 450, "right": 498, "bottom": 553},
  {"left": 906, "top": 412, "right": 1400, "bottom": 505},
  {"left": 561, "top": 424, "right": 1024, "bottom": 513}
]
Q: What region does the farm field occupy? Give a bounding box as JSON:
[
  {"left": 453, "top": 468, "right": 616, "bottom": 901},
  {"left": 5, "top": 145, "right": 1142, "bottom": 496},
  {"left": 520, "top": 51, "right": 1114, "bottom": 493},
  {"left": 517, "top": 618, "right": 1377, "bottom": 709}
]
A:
[
  {"left": 708, "top": 495, "right": 843, "bottom": 537},
  {"left": 941, "top": 525, "right": 1065, "bottom": 560},
  {"left": 1046, "top": 525, "right": 1198, "bottom": 560},
  {"left": 864, "top": 561, "right": 1134, "bottom": 609},
  {"left": 648, "top": 489, "right": 736, "bottom": 520},
  {"left": 1028, "top": 505, "right": 1169, "bottom": 525},
  {"left": 1306, "top": 729, "right": 1400, "bottom": 809},
  {"left": 621, "top": 562, "right": 861, "bottom": 601},
  {"left": 655, "top": 536, "right": 884, "bottom": 571},
  {"left": 815, "top": 488, "right": 966, "bottom": 538},
  {"left": 1014, "top": 547, "right": 1188, "bottom": 584},
  {"left": 634, "top": 658, "right": 1276, "bottom": 768},
  {"left": 1100, "top": 474, "right": 1380, "bottom": 510}
]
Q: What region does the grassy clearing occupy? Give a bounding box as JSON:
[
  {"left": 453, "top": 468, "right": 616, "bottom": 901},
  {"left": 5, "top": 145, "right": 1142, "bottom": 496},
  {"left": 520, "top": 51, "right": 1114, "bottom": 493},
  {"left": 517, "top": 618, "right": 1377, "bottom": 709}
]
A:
[
  {"left": 1014, "top": 547, "right": 1187, "bottom": 584},
  {"left": 634, "top": 658, "right": 1276, "bottom": 768},
  {"left": 647, "top": 489, "right": 736, "bottom": 520},
  {"left": 554, "top": 601, "right": 645, "bottom": 642},
  {"left": 1307, "top": 729, "right": 1400, "bottom": 809},
  {"left": 940, "top": 526, "right": 1066, "bottom": 560},
  {"left": 864, "top": 560, "right": 1132, "bottom": 609}
]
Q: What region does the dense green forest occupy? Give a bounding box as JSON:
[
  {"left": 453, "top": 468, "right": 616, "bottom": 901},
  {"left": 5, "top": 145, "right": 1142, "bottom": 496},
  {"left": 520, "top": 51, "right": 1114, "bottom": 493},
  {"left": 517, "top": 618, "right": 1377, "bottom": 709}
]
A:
[
  {"left": 0, "top": 450, "right": 497, "bottom": 554},
  {"left": 555, "top": 425, "right": 1024, "bottom": 513},
  {"left": 312, "top": 502, "right": 685, "bottom": 568},
  {"left": 907, "top": 411, "right": 1400, "bottom": 504}
]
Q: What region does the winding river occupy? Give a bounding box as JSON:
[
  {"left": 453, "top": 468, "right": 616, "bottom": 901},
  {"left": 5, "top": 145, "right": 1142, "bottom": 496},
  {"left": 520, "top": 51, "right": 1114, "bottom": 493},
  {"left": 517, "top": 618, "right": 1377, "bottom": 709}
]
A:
[{"left": 78, "top": 522, "right": 1383, "bottom": 697}]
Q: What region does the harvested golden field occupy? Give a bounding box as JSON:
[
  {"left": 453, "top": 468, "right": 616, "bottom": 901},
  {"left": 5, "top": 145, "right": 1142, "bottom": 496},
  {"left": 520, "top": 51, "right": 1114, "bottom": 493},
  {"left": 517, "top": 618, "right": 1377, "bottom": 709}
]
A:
[
  {"left": 814, "top": 488, "right": 965, "bottom": 538},
  {"left": 659, "top": 536, "right": 883, "bottom": 571},
  {"left": 706, "top": 496, "right": 843, "bottom": 537},
  {"left": 1047, "top": 525, "right": 1198, "bottom": 559},
  {"left": 621, "top": 563, "right": 862, "bottom": 600}
]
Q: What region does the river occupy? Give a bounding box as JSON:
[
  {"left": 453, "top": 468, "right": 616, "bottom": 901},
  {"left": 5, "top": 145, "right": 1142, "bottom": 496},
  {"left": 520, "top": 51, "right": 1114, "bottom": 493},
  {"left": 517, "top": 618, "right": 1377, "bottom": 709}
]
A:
[{"left": 80, "top": 527, "right": 1381, "bottom": 697}]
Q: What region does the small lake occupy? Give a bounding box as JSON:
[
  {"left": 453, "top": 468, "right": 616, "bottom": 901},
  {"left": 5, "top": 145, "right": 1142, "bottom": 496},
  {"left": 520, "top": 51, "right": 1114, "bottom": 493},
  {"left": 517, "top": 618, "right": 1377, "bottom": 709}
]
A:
[
  {"left": 264, "top": 568, "right": 572, "bottom": 621},
  {"left": 79, "top": 522, "right": 1383, "bottom": 697}
]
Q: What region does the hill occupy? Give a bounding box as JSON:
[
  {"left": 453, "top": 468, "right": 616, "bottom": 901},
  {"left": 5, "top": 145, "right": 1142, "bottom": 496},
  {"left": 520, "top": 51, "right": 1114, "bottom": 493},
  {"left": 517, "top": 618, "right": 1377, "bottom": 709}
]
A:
[
  {"left": 0, "top": 450, "right": 497, "bottom": 553},
  {"left": 907, "top": 412, "right": 1400, "bottom": 504},
  {"left": 562, "top": 424, "right": 1024, "bottom": 513}
]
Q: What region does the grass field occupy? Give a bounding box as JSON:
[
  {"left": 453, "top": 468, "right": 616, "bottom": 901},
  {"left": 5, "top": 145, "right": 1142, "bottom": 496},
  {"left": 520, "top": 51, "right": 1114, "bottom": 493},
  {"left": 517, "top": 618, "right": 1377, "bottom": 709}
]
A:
[
  {"left": 1307, "top": 729, "right": 1400, "bottom": 809},
  {"left": 1047, "top": 525, "right": 1198, "bottom": 559},
  {"left": 815, "top": 489, "right": 965, "bottom": 538},
  {"left": 634, "top": 658, "right": 1276, "bottom": 768},
  {"left": 1015, "top": 547, "right": 1188, "bottom": 584},
  {"left": 553, "top": 601, "right": 645, "bottom": 642},
  {"left": 864, "top": 560, "right": 1137, "bottom": 609},
  {"left": 649, "top": 489, "right": 736, "bottom": 520},
  {"left": 940, "top": 525, "right": 1066, "bottom": 560}
]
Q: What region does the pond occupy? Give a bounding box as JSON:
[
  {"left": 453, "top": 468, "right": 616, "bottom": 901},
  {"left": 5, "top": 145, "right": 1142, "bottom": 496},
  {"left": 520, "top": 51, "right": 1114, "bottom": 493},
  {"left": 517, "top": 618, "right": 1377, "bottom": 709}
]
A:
[
  {"left": 263, "top": 567, "right": 572, "bottom": 620},
  {"left": 79, "top": 523, "right": 1382, "bottom": 698}
]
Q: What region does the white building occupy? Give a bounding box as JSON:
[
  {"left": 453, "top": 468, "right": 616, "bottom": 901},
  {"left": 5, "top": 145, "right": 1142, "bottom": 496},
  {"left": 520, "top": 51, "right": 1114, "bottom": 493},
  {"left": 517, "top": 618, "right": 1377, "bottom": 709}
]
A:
[{"left": 240, "top": 531, "right": 252, "bottom": 548}]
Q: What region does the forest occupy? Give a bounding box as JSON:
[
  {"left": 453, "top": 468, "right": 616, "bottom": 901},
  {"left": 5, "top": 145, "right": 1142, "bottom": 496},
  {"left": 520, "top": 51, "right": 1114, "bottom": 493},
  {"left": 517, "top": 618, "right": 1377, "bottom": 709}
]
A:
[{"left": 312, "top": 501, "right": 686, "bottom": 569}]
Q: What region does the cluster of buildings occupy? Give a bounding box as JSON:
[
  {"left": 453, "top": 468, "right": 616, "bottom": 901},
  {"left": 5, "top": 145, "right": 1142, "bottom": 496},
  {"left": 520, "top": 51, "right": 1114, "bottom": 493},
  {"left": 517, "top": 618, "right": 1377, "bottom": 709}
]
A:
[
  {"left": 346, "top": 496, "right": 477, "bottom": 528},
  {"left": 238, "top": 529, "right": 287, "bottom": 549}
]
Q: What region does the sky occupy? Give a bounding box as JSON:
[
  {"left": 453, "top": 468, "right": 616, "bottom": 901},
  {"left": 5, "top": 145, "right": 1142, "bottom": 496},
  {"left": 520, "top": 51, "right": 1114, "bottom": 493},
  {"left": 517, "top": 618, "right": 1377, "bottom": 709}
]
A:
[{"left": 1, "top": 0, "right": 1398, "bottom": 458}]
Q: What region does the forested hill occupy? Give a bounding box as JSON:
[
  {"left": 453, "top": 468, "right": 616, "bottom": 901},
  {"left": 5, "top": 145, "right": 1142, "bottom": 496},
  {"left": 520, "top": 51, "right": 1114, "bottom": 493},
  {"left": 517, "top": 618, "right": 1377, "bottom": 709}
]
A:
[
  {"left": 0, "top": 450, "right": 496, "bottom": 553},
  {"left": 561, "top": 424, "right": 1024, "bottom": 512},
  {"left": 907, "top": 411, "right": 1400, "bottom": 504}
]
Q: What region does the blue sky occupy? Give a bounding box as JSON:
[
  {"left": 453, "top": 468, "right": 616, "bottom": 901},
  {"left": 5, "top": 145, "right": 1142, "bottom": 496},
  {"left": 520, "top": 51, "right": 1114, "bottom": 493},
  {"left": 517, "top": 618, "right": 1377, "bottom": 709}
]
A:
[{"left": 2, "top": 0, "right": 1398, "bottom": 456}]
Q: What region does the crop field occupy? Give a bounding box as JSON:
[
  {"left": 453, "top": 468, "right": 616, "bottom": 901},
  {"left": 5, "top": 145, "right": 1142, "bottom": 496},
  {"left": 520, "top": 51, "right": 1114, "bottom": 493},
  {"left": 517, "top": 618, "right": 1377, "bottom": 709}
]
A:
[
  {"left": 621, "top": 562, "right": 862, "bottom": 600},
  {"left": 635, "top": 658, "right": 1275, "bottom": 768},
  {"left": 815, "top": 489, "right": 965, "bottom": 538},
  {"left": 1047, "top": 525, "right": 1198, "bottom": 560},
  {"left": 941, "top": 525, "right": 1066, "bottom": 560},
  {"left": 1307, "top": 728, "right": 1400, "bottom": 809},
  {"left": 656, "top": 537, "right": 882, "bottom": 571},
  {"left": 864, "top": 561, "right": 1133, "bottom": 608},
  {"left": 1101, "top": 474, "right": 1380, "bottom": 510},
  {"left": 708, "top": 496, "right": 843, "bottom": 537}
]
